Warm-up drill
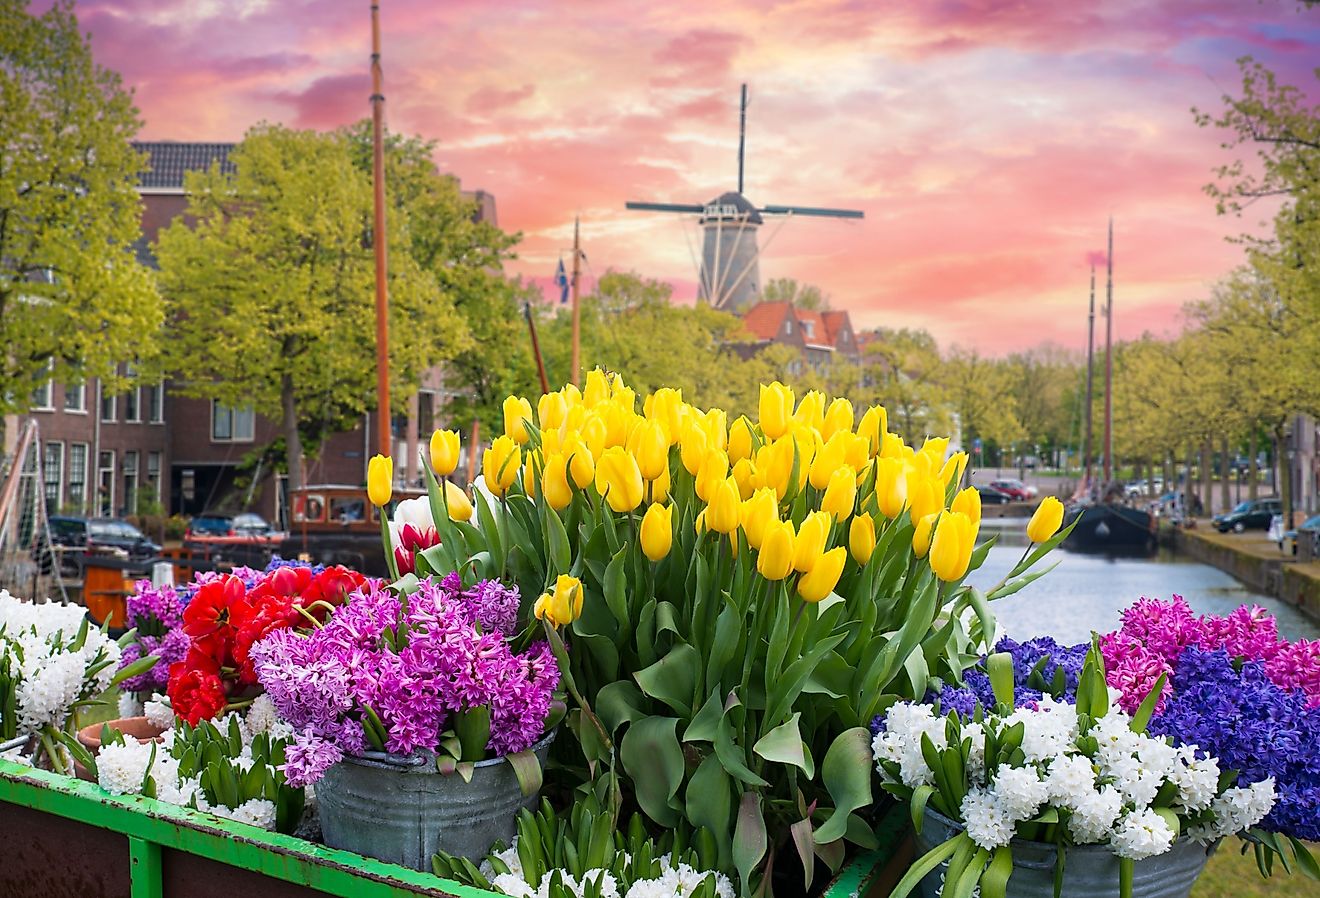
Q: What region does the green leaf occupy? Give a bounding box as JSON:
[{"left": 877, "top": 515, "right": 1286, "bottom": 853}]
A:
[
  {"left": 619, "top": 716, "right": 684, "bottom": 827},
  {"left": 887, "top": 834, "right": 965, "bottom": 898},
  {"left": 595, "top": 681, "right": 647, "bottom": 735},
  {"left": 983, "top": 846, "right": 1016, "bottom": 898},
  {"left": 109, "top": 654, "right": 160, "bottom": 688},
  {"left": 1129, "top": 672, "right": 1167, "bottom": 734},
  {"left": 544, "top": 504, "right": 572, "bottom": 575},
  {"left": 684, "top": 691, "right": 724, "bottom": 743},
  {"left": 752, "top": 713, "right": 813, "bottom": 778},
  {"left": 506, "top": 749, "right": 543, "bottom": 797},
  {"left": 910, "top": 784, "right": 937, "bottom": 834},
  {"left": 685, "top": 755, "right": 734, "bottom": 871},
  {"left": 714, "top": 698, "right": 769, "bottom": 788},
  {"left": 732, "top": 791, "right": 767, "bottom": 898},
  {"left": 986, "top": 652, "right": 1016, "bottom": 709},
  {"left": 455, "top": 706, "right": 492, "bottom": 762},
  {"left": 814, "top": 727, "right": 874, "bottom": 844},
  {"left": 634, "top": 642, "right": 699, "bottom": 717},
  {"left": 790, "top": 817, "right": 816, "bottom": 894}
]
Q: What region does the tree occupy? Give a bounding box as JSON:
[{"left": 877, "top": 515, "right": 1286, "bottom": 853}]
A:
[
  {"left": 0, "top": 0, "right": 159, "bottom": 415},
  {"left": 856, "top": 328, "right": 950, "bottom": 441},
  {"left": 759, "top": 277, "right": 827, "bottom": 310},
  {"left": 155, "top": 124, "right": 468, "bottom": 492}
]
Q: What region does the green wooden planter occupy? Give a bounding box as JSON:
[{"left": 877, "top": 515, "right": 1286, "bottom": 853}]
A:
[{"left": 0, "top": 757, "right": 905, "bottom": 897}]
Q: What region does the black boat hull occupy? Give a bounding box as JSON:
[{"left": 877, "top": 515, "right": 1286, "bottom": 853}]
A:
[{"left": 1063, "top": 504, "right": 1156, "bottom": 557}]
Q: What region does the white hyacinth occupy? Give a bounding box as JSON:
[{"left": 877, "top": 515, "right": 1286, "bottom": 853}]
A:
[
  {"left": 990, "top": 765, "right": 1049, "bottom": 822},
  {"left": 1188, "top": 778, "right": 1277, "bottom": 844},
  {"left": 213, "top": 798, "right": 278, "bottom": 830},
  {"left": 1110, "top": 808, "right": 1176, "bottom": 860},
  {"left": 960, "top": 786, "right": 1016, "bottom": 850},
  {"left": 143, "top": 694, "right": 175, "bottom": 730},
  {"left": 96, "top": 737, "right": 158, "bottom": 796},
  {"left": 1067, "top": 784, "right": 1124, "bottom": 844}
]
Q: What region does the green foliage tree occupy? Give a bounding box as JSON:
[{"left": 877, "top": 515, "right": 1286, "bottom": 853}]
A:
[
  {"left": 759, "top": 277, "right": 827, "bottom": 310},
  {"left": 0, "top": 0, "right": 159, "bottom": 415},
  {"left": 155, "top": 123, "right": 469, "bottom": 491},
  {"left": 857, "top": 328, "right": 951, "bottom": 442}
]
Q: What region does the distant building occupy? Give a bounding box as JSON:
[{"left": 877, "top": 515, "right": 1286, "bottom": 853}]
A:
[{"left": 737, "top": 301, "right": 861, "bottom": 371}]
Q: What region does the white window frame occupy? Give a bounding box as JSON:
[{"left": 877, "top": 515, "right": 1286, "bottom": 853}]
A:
[
  {"left": 67, "top": 442, "right": 89, "bottom": 513},
  {"left": 124, "top": 385, "right": 141, "bottom": 423},
  {"left": 32, "top": 374, "right": 54, "bottom": 412},
  {"left": 43, "top": 441, "right": 64, "bottom": 510},
  {"left": 149, "top": 381, "right": 165, "bottom": 424},
  {"left": 211, "top": 401, "right": 255, "bottom": 443},
  {"left": 97, "top": 449, "right": 116, "bottom": 517},
  {"left": 100, "top": 388, "right": 117, "bottom": 423},
  {"left": 123, "top": 450, "right": 140, "bottom": 514},
  {"left": 64, "top": 383, "right": 86, "bottom": 413},
  {"left": 146, "top": 451, "right": 162, "bottom": 502}
]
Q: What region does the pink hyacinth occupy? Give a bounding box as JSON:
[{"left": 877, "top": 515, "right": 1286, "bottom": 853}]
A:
[
  {"left": 1100, "top": 631, "right": 1174, "bottom": 714},
  {"left": 1265, "top": 639, "right": 1320, "bottom": 709},
  {"left": 1197, "top": 604, "right": 1282, "bottom": 663}
]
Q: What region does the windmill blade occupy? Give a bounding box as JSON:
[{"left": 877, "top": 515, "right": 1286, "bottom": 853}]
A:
[
  {"left": 626, "top": 201, "right": 706, "bottom": 214},
  {"left": 759, "top": 204, "right": 864, "bottom": 219}
]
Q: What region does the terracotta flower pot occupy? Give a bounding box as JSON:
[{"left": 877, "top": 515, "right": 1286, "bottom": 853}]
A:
[{"left": 73, "top": 716, "right": 167, "bottom": 782}]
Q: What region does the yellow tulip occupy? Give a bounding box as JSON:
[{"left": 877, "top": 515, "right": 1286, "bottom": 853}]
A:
[
  {"left": 640, "top": 503, "right": 673, "bottom": 561},
  {"left": 367, "top": 454, "right": 393, "bottom": 507},
  {"left": 912, "top": 512, "right": 938, "bottom": 558},
  {"left": 732, "top": 458, "right": 757, "bottom": 499},
  {"left": 612, "top": 381, "right": 636, "bottom": 410},
  {"left": 906, "top": 471, "right": 944, "bottom": 522},
  {"left": 951, "top": 485, "right": 982, "bottom": 529},
  {"left": 694, "top": 508, "right": 707, "bottom": 535},
  {"left": 821, "top": 465, "right": 858, "bottom": 520},
  {"left": 880, "top": 431, "right": 905, "bottom": 460},
  {"left": 538, "top": 391, "right": 567, "bottom": 432},
  {"left": 1028, "top": 496, "right": 1065, "bottom": 543},
  {"left": 798, "top": 546, "right": 847, "bottom": 603},
  {"left": 728, "top": 416, "right": 755, "bottom": 464},
  {"left": 598, "top": 402, "right": 632, "bottom": 448},
  {"left": 700, "top": 408, "right": 726, "bottom": 453},
  {"left": 679, "top": 420, "right": 710, "bottom": 476},
  {"left": 793, "top": 390, "right": 826, "bottom": 434},
  {"left": 740, "top": 488, "right": 778, "bottom": 549},
  {"left": 563, "top": 433, "right": 595, "bottom": 489},
  {"left": 443, "top": 480, "right": 473, "bottom": 522},
  {"left": 503, "top": 395, "right": 534, "bottom": 444},
  {"left": 595, "top": 446, "right": 645, "bottom": 513},
  {"left": 542, "top": 452, "right": 573, "bottom": 511},
  {"left": 874, "top": 457, "right": 908, "bottom": 519},
  {"left": 561, "top": 383, "right": 583, "bottom": 408},
  {"left": 822, "top": 398, "right": 855, "bottom": 441},
  {"left": 757, "top": 519, "right": 796, "bottom": 581},
  {"left": 849, "top": 514, "right": 876, "bottom": 565},
  {"left": 644, "top": 388, "right": 685, "bottom": 445},
  {"left": 920, "top": 437, "right": 950, "bottom": 463},
  {"left": 810, "top": 432, "right": 850, "bottom": 490},
  {"left": 939, "top": 451, "right": 969, "bottom": 489},
  {"left": 628, "top": 419, "right": 670, "bottom": 481},
  {"left": 929, "top": 511, "right": 976, "bottom": 581},
  {"left": 583, "top": 369, "right": 611, "bottom": 408},
  {"left": 793, "top": 510, "right": 831, "bottom": 573},
  {"left": 534, "top": 574, "right": 584, "bottom": 627},
  {"left": 429, "top": 429, "right": 461, "bottom": 477},
  {"left": 759, "top": 382, "right": 795, "bottom": 440},
  {"left": 522, "top": 452, "right": 541, "bottom": 499},
  {"left": 541, "top": 429, "right": 563, "bottom": 458},
  {"left": 695, "top": 451, "right": 729, "bottom": 503},
  {"left": 857, "top": 406, "right": 888, "bottom": 456},
  {"left": 483, "top": 436, "right": 521, "bottom": 498},
  {"left": 650, "top": 462, "right": 672, "bottom": 503},
  {"left": 707, "top": 477, "right": 741, "bottom": 535}
]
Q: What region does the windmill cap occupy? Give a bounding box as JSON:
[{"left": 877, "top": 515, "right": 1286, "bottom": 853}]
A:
[{"left": 700, "top": 191, "right": 763, "bottom": 225}]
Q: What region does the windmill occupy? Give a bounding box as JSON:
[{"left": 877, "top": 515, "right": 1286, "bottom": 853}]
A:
[{"left": 626, "top": 84, "right": 864, "bottom": 311}]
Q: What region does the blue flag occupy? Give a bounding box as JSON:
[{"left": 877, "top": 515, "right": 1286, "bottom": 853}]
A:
[{"left": 554, "top": 259, "right": 569, "bottom": 304}]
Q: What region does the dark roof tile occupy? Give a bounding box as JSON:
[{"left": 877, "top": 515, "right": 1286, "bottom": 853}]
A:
[{"left": 132, "top": 141, "right": 235, "bottom": 189}]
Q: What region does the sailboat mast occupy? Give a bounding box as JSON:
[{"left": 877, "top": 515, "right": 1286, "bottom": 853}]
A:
[
  {"left": 1103, "top": 218, "right": 1114, "bottom": 485},
  {"left": 1083, "top": 265, "right": 1096, "bottom": 491},
  {"left": 570, "top": 216, "right": 582, "bottom": 385},
  {"left": 369, "top": 0, "right": 390, "bottom": 459},
  {"left": 737, "top": 84, "right": 748, "bottom": 195}
]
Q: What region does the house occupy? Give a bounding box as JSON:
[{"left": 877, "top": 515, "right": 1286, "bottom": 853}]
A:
[{"left": 737, "top": 301, "right": 862, "bottom": 371}]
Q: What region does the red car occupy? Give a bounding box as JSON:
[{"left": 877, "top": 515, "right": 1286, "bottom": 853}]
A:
[{"left": 988, "top": 479, "right": 1035, "bottom": 501}]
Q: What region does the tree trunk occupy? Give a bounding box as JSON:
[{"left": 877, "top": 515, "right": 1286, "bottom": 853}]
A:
[
  {"left": 1201, "top": 439, "right": 1214, "bottom": 519},
  {"left": 1277, "top": 424, "right": 1293, "bottom": 530},
  {"left": 1148, "top": 458, "right": 1159, "bottom": 498},
  {"left": 282, "top": 372, "right": 303, "bottom": 494},
  {"left": 1163, "top": 453, "right": 1173, "bottom": 497},
  {"left": 1248, "top": 431, "right": 1259, "bottom": 500},
  {"left": 1184, "top": 445, "right": 1197, "bottom": 517},
  {"left": 1219, "top": 436, "right": 1231, "bottom": 513}
]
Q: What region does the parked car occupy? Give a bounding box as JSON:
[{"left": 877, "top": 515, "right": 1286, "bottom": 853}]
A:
[
  {"left": 988, "top": 479, "right": 1034, "bottom": 501},
  {"left": 185, "top": 513, "right": 279, "bottom": 540},
  {"left": 1126, "top": 478, "right": 1163, "bottom": 498},
  {"left": 1279, "top": 513, "right": 1320, "bottom": 555},
  {"left": 41, "top": 516, "right": 161, "bottom": 572},
  {"left": 977, "top": 485, "right": 1015, "bottom": 505},
  {"left": 1213, "top": 498, "right": 1283, "bottom": 533}
]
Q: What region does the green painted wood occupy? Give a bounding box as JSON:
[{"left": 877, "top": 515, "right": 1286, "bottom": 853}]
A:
[
  {"left": 821, "top": 803, "right": 910, "bottom": 898},
  {"left": 0, "top": 758, "right": 495, "bottom": 898},
  {"left": 130, "top": 836, "right": 164, "bottom": 898}
]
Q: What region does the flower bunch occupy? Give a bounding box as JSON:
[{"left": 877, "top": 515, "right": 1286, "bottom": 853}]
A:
[
  {"left": 875, "top": 643, "right": 1279, "bottom": 898},
  {"left": 117, "top": 580, "right": 190, "bottom": 696},
  {"left": 250, "top": 575, "right": 559, "bottom": 788},
  {"left": 919, "top": 636, "right": 1090, "bottom": 719},
  {"left": 165, "top": 561, "right": 368, "bottom": 725}
]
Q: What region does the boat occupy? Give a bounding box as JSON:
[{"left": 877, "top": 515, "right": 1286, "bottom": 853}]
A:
[
  {"left": 278, "top": 483, "right": 425, "bottom": 577},
  {"left": 1063, "top": 220, "right": 1156, "bottom": 557}
]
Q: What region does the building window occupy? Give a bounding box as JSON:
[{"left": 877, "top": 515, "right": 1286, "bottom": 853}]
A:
[
  {"left": 100, "top": 388, "right": 116, "bottom": 423},
  {"left": 64, "top": 383, "right": 86, "bottom": 413},
  {"left": 784, "top": 320, "right": 793, "bottom": 335},
  {"left": 124, "top": 385, "right": 141, "bottom": 423},
  {"left": 146, "top": 451, "right": 162, "bottom": 502},
  {"left": 32, "top": 375, "right": 54, "bottom": 411},
  {"left": 43, "top": 442, "right": 64, "bottom": 510},
  {"left": 67, "top": 443, "right": 88, "bottom": 513},
  {"left": 418, "top": 391, "right": 435, "bottom": 436},
  {"left": 123, "top": 451, "right": 139, "bottom": 514},
  {"left": 97, "top": 450, "right": 115, "bottom": 516},
  {"left": 211, "top": 401, "right": 255, "bottom": 442},
  {"left": 803, "top": 320, "right": 815, "bottom": 338},
  {"left": 148, "top": 381, "right": 165, "bottom": 423}
]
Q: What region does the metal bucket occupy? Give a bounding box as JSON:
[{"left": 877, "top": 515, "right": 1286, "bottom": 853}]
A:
[
  {"left": 316, "top": 730, "right": 554, "bottom": 871},
  {"left": 915, "top": 808, "right": 1217, "bottom": 898},
  {"left": 0, "top": 737, "right": 25, "bottom": 754}
]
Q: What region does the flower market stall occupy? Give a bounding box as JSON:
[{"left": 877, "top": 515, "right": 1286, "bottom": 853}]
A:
[{"left": 2, "top": 374, "right": 1317, "bottom": 898}]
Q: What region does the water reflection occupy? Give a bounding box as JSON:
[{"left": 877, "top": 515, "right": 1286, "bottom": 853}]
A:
[{"left": 966, "top": 542, "right": 1320, "bottom": 644}]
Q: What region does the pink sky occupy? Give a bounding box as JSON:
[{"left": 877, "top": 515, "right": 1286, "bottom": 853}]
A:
[{"left": 60, "top": 0, "right": 1320, "bottom": 353}]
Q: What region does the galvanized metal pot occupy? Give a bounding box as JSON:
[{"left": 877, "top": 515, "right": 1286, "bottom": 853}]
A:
[
  {"left": 316, "top": 729, "right": 554, "bottom": 871},
  {"left": 915, "top": 808, "right": 1217, "bottom": 898}
]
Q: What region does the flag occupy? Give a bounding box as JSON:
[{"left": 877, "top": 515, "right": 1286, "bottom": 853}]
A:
[{"left": 554, "top": 259, "right": 569, "bottom": 304}]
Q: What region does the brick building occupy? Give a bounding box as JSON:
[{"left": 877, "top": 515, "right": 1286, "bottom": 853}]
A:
[{"left": 737, "top": 301, "right": 861, "bottom": 371}]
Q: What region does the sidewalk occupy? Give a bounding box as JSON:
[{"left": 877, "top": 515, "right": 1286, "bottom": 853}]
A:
[{"left": 1173, "top": 522, "right": 1320, "bottom": 622}]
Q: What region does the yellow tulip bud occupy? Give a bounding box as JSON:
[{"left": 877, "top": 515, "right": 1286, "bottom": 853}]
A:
[
  {"left": 757, "top": 519, "right": 796, "bottom": 581},
  {"left": 482, "top": 436, "right": 521, "bottom": 498},
  {"left": 731, "top": 458, "right": 757, "bottom": 499},
  {"left": 612, "top": 379, "right": 636, "bottom": 409},
  {"left": 707, "top": 476, "right": 741, "bottom": 535},
  {"left": 939, "top": 451, "right": 969, "bottom": 489},
  {"left": 849, "top": 514, "right": 876, "bottom": 565},
  {"left": 640, "top": 503, "right": 674, "bottom": 561},
  {"left": 650, "top": 462, "right": 672, "bottom": 503},
  {"left": 534, "top": 573, "right": 584, "bottom": 627},
  {"left": 740, "top": 488, "right": 778, "bottom": 550},
  {"left": 581, "top": 414, "right": 607, "bottom": 459},
  {"left": 583, "top": 369, "right": 611, "bottom": 408},
  {"left": 912, "top": 512, "right": 938, "bottom": 558},
  {"left": 443, "top": 480, "right": 473, "bottom": 522},
  {"left": 563, "top": 433, "right": 595, "bottom": 489},
  {"left": 951, "top": 485, "right": 982, "bottom": 530},
  {"left": 793, "top": 390, "right": 826, "bottom": 434},
  {"left": 541, "top": 429, "right": 564, "bottom": 458},
  {"left": 679, "top": 420, "right": 709, "bottom": 476},
  {"left": 880, "top": 431, "right": 905, "bottom": 460},
  {"left": 857, "top": 406, "right": 888, "bottom": 456},
  {"left": 594, "top": 446, "right": 645, "bottom": 513},
  {"left": 874, "top": 457, "right": 908, "bottom": 519},
  {"left": 695, "top": 451, "right": 729, "bottom": 503},
  {"left": 842, "top": 432, "right": 869, "bottom": 471},
  {"left": 538, "top": 391, "right": 567, "bottom": 432},
  {"left": 929, "top": 511, "right": 976, "bottom": 582},
  {"left": 920, "top": 437, "right": 950, "bottom": 464},
  {"left": 728, "top": 415, "right": 755, "bottom": 464},
  {"left": 821, "top": 465, "right": 858, "bottom": 520},
  {"left": 542, "top": 452, "right": 573, "bottom": 511},
  {"left": 429, "top": 429, "right": 461, "bottom": 477},
  {"left": 644, "top": 388, "right": 685, "bottom": 445},
  {"left": 522, "top": 451, "right": 541, "bottom": 499},
  {"left": 822, "top": 398, "right": 855, "bottom": 441},
  {"left": 561, "top": 383, "right": 583, "bottom": 408},
  {"left": 503, "top": 395, "right": 534, "bottom": 444},
  {"left": 694, "top": 508, "right": 708, "bottom": 535},
  {"left": 704, "top": 410, "right": 728, "bottom": 454},
  {"left": 906, "top": 471, "right": 944, "bottom": 523},
  {"left": 759, "top": 382, "right": 795, "bottom": 440},
  {"left": 798, "top": 546, "right": 847, "bottom": 603},
  {"left": 793, "top": 510, "right": 831, "bottom": 573},
  {"left": 810, "top": 432, "right": 851, "bottom": 490},
  {"left": 367, "top": 454, "right": 393, "bottom": 507},
  {"left": 1027, "top": 496, "right": 1065, "bottom": 543},
  {"left": 628, "top": 419, "right": 670, "bottom": 481},
  {"left": 598, "top": 403, "right": 633, "bottom": 449}
]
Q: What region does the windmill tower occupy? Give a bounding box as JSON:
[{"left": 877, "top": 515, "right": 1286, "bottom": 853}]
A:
[{"left": 627, "top": 85, "right": 863, "bottom": 311}]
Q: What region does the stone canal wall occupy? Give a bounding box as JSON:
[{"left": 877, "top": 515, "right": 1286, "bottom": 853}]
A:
[{"left": 1172, "top": 526, "right": 1320, "bottom": 622}]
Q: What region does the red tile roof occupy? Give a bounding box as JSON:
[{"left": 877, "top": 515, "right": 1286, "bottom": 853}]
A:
[
  {"left": 741, "top": 301, "right": 792, "bottom": 341},
  {"left": 740, "top": 301, "right": 859, "bottom": 353},
  {"left": 820, "top": 310, "right": 851, "bottom": 347}
]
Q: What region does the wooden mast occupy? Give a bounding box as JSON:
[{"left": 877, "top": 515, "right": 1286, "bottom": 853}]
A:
[
  {"left": 1103, "top": 218, "right": 1114, "bottom": 485},
  {"left": 570, "top": 216, "right": 582, "bottom": 385},
  {"left": 369, "top": 0, "right": 391, "bottom": 459},
  {"left": 1083, "top": 264, "right": 1096, "bottom": 492}
]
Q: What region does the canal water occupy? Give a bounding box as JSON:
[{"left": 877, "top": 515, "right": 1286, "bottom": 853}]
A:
[{"left": 967, "top": 536, "right": 1320, "bottom": 645}]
